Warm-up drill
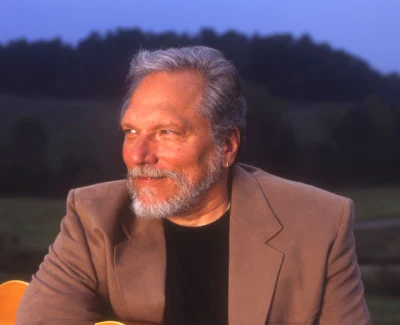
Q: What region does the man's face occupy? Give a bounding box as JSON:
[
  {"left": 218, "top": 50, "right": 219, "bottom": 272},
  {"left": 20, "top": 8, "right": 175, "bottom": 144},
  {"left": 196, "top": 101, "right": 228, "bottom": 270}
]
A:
[{"left": 121, "top": 70, "right": 224, "bottom": 219}]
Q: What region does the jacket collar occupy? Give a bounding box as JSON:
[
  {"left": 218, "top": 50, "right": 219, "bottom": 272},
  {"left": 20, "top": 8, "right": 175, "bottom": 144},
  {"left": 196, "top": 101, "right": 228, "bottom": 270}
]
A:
[{"left": 230, "top": 163, "right": 283, "bottom": 242}]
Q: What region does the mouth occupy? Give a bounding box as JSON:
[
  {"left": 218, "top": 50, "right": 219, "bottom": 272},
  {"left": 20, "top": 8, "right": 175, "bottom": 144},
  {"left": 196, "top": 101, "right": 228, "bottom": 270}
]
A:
[{"left": 135, "top": 176, "right": 165, "bottom": 182}]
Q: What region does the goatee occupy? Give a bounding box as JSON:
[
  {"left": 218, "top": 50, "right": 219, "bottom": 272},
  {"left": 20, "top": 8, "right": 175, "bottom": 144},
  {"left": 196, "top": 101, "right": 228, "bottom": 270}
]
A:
[{"left": 126, "top": 148, "right": 223, "bottom": 219}]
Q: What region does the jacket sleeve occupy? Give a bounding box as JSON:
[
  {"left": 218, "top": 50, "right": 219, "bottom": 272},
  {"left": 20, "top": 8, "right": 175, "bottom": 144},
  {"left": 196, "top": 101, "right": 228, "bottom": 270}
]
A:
[
  {"left": 16, "top": 189, "right": 107, "bottom": 325},
  {"left": 315, "top": 198, "right": 371, "bottom": 324}
]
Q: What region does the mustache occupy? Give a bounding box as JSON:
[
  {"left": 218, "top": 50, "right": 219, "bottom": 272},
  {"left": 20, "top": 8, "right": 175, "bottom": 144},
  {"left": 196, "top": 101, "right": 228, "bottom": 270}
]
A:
[{"left": 127, "top": 166, "right": 182, "bottom": 182}]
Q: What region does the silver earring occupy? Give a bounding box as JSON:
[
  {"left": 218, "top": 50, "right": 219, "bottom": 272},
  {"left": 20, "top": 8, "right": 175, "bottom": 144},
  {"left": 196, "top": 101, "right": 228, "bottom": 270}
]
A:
[{"left": 226, "top": 162, "right": 229, "bottom": 168}]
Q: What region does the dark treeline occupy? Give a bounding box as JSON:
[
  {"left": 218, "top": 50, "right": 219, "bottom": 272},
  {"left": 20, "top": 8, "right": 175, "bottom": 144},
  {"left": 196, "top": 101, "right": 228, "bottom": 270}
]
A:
[
  {"left": 1, "top": 27, "right": 400, "bottom": 103},
  {"left": 1, "top": 28, "right": 400, "bottom": 196}
]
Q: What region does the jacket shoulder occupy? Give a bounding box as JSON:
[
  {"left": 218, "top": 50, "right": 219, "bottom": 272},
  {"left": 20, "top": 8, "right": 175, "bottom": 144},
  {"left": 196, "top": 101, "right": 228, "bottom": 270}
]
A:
[
  {"left": 238, "top": 164, "right": 351, "bottom": 231},
  {"left": 73, "top": 179, "right": 127, "bottom": 199},
  {"left": 68, "top": 180, "right": 129, "bottom": 232}
]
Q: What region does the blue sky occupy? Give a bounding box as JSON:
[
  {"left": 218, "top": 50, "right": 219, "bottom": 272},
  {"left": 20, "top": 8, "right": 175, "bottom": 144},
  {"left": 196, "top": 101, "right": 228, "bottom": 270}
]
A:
[{"left": 1, "top": 0, "right": 399, "bottom": 74}]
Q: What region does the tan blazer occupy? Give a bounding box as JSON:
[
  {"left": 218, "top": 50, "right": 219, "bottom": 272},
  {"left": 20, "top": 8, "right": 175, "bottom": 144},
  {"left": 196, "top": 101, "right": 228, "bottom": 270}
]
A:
[{"left": 16, "top": 164, "right": 370, "bottom": 325}]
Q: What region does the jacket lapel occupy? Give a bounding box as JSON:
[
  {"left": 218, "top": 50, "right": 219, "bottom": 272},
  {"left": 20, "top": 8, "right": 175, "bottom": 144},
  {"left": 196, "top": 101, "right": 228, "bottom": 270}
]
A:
[
  {"left": 114, "top": 209, "right": 166, "bottom": 323},
  {"left": 229, "top": 165, "right": 284, "bottom": 325}
]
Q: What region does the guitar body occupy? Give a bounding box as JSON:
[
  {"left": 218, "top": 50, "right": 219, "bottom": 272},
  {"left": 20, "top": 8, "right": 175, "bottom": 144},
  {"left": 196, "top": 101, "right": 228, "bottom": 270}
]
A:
[
  {"left": 0, "top": 280, "right": 29, "bottom": 325},
  {"left": 95, "top": 321, "right": 157, "bottom": 325},
  {"left": 0, "top": 280, "right": 157, "bottom": 325}
]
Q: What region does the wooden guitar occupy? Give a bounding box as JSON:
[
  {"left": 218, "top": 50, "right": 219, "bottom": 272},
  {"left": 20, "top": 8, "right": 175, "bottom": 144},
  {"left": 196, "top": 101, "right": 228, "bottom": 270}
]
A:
[
  {"left": 0, "top": 281, "right": 157, "bottom": 325},
  {"left": 0, "top": 280, "right": 29, "bottom": 325},
  {"left": 96, "top": 322, "right": 157, "bottom": 325}
]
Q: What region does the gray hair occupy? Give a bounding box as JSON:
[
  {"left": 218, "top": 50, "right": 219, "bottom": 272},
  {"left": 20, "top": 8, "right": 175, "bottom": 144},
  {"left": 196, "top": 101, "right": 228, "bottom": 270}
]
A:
[{"left": 121, "top": 46, "right": 247, "bottom": 156}]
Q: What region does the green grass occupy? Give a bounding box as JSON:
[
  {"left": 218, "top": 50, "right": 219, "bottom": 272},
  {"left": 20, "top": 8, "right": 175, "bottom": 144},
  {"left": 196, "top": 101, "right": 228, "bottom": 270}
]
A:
[
  {"left": 335, "top": 186, "right": 400, "bottom": 221},
  {"left": 0, "top": 197, "right": 65, "bottom": 250},
  {"left": 366, "top": 295, "right": 400, "bottom": 325}
]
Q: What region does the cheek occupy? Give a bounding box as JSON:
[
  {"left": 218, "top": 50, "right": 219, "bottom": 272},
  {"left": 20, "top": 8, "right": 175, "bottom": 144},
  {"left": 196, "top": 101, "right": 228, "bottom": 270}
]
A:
[
  {"left": 122, "top": 141, "right": 131, "bottom": 168},
  {"left": 160, "top": 144, "right": 209, "bottom": 169}
]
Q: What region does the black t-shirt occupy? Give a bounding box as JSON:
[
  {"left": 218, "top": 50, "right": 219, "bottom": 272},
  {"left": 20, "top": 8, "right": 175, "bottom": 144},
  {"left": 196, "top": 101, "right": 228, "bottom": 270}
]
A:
[{"left": 162, "top": 210, "right": 230, "bottom": 325}]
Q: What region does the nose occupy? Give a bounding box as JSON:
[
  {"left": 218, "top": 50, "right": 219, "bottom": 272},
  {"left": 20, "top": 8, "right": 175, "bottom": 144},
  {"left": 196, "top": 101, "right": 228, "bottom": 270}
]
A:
[{"left": 127, "top": 136, "right": 158, "bottom": 166}]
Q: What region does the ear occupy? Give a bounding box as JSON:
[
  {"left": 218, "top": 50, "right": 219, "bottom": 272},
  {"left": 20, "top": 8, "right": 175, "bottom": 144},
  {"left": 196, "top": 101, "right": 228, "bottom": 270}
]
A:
[{"left": 223, "top": 128, "right": 240, "bottom": 167}]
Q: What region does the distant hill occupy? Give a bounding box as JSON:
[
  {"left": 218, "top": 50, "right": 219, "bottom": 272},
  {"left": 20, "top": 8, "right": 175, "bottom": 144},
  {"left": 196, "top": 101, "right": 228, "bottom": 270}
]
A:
[{"left": 0, "top": 28, "right": 399, "bottom": 103}]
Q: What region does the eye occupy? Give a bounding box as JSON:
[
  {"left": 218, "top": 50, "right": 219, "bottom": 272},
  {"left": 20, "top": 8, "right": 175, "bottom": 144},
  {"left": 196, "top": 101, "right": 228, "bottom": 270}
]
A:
[
  {"left": 161, "top": 130, "right": 175, "bottom": 135},
  {"left": 124, "top": 129, "right": 137, "bottom": 134}
]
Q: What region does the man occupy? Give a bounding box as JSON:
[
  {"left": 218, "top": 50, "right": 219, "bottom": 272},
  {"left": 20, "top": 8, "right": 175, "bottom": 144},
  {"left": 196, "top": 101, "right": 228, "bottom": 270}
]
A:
[{"left": 17, "top": 46, "right": 370, "bottom": 325}]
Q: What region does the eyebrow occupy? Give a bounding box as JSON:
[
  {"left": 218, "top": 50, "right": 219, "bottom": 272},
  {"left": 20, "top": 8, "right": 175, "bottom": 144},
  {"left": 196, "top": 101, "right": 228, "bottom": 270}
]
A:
[{"left": 120, "top": 120, "right": 190, "bottom": 130}]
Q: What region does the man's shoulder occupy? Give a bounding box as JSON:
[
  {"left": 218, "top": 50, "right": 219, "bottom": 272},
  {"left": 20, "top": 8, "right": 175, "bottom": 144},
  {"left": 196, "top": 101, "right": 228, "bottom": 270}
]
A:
[
  {"left": 67, "top": 180, "right": 129, "bottom": 231},
  {"left": 73, "top": 179, "right": 127, "bottom": 200},
  {"left": 236, "top": 164, "right": 350, "bottom": 232},
  {"left": 239, "top": 163, "right": 346, "bottom": 205}
]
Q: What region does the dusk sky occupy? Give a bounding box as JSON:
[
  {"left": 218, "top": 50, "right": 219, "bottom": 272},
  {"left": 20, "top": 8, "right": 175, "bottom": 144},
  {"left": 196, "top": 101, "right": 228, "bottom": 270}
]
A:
[{"left": 1, "top": 0, "right": 399, "bottom": 74}]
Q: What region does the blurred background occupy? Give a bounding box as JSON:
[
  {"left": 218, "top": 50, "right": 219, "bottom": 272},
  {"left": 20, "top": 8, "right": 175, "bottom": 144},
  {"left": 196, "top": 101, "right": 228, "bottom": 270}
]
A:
[{"left": 0, "top": 0, "right": 399, "bottom": 323}]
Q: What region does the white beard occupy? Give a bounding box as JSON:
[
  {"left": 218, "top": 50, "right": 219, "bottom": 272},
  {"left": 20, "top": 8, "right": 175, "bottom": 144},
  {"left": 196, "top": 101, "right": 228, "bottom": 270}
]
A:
[{"left": 126, "top": 147, "right": 224, "bottom": 219}]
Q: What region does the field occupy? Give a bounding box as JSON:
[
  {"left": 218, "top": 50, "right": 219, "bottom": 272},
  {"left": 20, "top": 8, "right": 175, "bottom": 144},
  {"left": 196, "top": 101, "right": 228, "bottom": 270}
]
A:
[
  {"left": 1, "top": 186, "right": 400, "bottom": 322},
  {"left": 0, "top": 197, "right": 65, "bottom": 250},
  {"left": 367, "top": 295, "right": 400, "bottom": 325},
  {"left": 336, "top": 186, "right": 400, "bottom": 221}
]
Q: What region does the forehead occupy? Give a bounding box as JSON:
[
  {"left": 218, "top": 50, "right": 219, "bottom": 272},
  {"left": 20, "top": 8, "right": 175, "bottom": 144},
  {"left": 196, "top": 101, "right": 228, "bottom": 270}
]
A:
[{"left": 122, "top": 70, "right": 207, "bottom": 124}]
